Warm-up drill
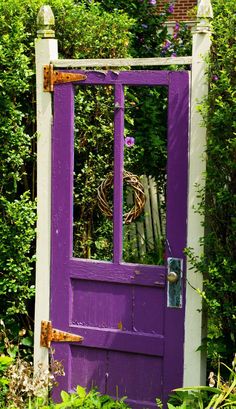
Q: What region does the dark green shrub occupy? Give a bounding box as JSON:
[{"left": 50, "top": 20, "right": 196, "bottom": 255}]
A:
[{"left": 186, "top": 0, "right": 236, "bottom": 365}]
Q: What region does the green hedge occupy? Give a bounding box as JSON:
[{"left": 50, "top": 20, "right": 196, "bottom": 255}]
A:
[{"left": 187, "top": 0, "right": 236, "bottom": 365}]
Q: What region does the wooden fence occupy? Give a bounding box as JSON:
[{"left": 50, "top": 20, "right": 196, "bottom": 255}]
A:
[{"left": 124, "top": 176, "right": 165, "bottom": 263}]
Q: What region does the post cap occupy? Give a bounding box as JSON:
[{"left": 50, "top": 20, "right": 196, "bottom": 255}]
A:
[
  {"left": 197, "top": 0, "right": 213, "bottom": 19},
  {"left": 37, "top": 5, "right": 55, "bottom": 38}
]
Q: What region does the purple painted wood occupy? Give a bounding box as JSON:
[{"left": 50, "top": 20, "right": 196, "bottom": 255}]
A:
[
  {"left": 163, "top": 71, "right": 189, "bottom": 404},
  {"left": 51, "top": 83, "right": 75, "bottom": 394},
  {"left": 68, "top": 259, "right": 166, "bottom": 287},
  {"left": 51, "top": 70, "right": 189, "bottom": 408},
  {"left": 68, "top": 326, "right": 164, "bottom": 356},
  {"left": 63, "top": 70, "right": 169, "bottom": 86},
  {"left": 113, "top": 84, "right": 124, "bottom": 263}
]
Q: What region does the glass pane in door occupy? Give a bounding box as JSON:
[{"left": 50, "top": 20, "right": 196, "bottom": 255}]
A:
[
  {"left": 73, "top": 85, "right": 114, "bottom": 261},
  {"left": 123, "top": 86, "right": 168, "bottom": 265}
]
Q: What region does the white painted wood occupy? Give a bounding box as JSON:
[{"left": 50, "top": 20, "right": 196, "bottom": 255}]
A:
[
  {"left": 125, "top": 190, "right": 137, "bottom": 255},
  {"left": 143, "top": 176, "right": 154, "bottom": 249},
  {"left": 52, "top": 56, "right": 192, "bottom": 68},
  {"left": 184, "top": 4, "right": 212, "bottom": 386},
  {"left": 198, "top": 0, "right": 213, "bottom": 19},
  {"left": 37, "top": 5, "right": 55, "bottom": 38},
  {"left": 34, "top": 6, "right": 58, "bottom": 369},
  {"left": 136, "top": 220, "right": 146, "bottom": 257},
  {"left": 149, "top": 176, "right": 162, "bottom": 240}
]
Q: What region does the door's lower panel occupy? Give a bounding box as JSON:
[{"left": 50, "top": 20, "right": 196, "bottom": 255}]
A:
[{"left": 70, "top": 346, "right": 163, "bottom": 408}]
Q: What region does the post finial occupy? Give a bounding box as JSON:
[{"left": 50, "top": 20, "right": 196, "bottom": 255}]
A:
[
  {"left": 197, "top": 0, "right": 213, "bottom": 19},
  {"left": 37, "top": 5, "right": 55, "bottom": 38},
  {"left": 196, "top": 0, "right": 213, "bottom": 32}
]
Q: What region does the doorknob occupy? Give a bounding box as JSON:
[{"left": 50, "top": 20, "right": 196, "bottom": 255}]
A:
[
  {"left": 40, "top": 320, "right": 83, "bottom": 348},
  {"left": 167, "top": 271, "right": 178, "bottom": 283}
]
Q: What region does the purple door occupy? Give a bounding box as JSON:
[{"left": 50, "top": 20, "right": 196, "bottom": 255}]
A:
[{"left": 51, "top": 70, "right": 189, "bottom": 408}]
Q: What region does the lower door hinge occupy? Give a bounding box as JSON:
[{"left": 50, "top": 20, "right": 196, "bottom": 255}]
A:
[
  {"left": 40, "top": 320, "right": 83, "bottom": 348},
  {"left": 43, "top": 64, "right": 87, "bottom": 92}
]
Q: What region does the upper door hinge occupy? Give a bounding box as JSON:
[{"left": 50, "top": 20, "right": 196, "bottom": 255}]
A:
[
  {"left": 40, "top": 320, "right": 83, "bottom": 348},
  {"left": 43, "top": 64, "right": 87, "bottom": 92}
]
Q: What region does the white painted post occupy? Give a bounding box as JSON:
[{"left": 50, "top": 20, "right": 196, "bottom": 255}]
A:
[
  {"left": 34, "top": 5, "right": 58, "bottom": 368},
  {"left": 184, "top": 0, "right": 213, "bottom": 386}
]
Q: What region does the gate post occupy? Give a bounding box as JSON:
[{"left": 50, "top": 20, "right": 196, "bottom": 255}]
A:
[
  {"left": 34, "top": 6, "right": 58, "bottom": 368},
  {"left": 184, "top": 0, "right": 213, "bottom": 385}
]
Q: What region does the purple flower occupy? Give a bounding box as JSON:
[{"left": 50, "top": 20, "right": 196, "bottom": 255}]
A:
[
  {"left": 174, "top": 22, "right": 180, "bottom": 31},
  {"left": 124, "top": 137, "right": 135, "bottom": 147},
  {"left": 149, "top": 0, "right": 156, "bottom": 5},
  {"left": 163, "top": 40, "right": 171, "bottom": 50},
  {"left": 171, "top": 52, "right": 177, "bottom": 57},
  {"left": 168, "top": 3, "right": 174, "bottom": 13},
  {"left": 173, "top": 32, "right": 178, "bottom": 39},
  {"left": 212, "top": 74, "right": 219, "bottom": 81}
]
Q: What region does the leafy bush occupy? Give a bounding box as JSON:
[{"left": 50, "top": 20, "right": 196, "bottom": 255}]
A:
[
  {"left": 53, "top": 386, "right": 130, "bottom": 409},
  {"left": 186, "top": 0, "right": 236, "bottom": 365},
  {"left": 0, "top": 356, "right": 13, "bottom": 406},
  {"left": 157, "top": 361, "right": 236, "bottom": 408}
]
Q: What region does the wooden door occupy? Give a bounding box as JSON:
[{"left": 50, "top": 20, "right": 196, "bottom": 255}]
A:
[{"left": 51, "top": 70, "right": 189, "bottom": 408}]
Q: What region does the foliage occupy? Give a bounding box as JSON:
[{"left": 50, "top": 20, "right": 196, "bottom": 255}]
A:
[
  {"left": 98, "top": 0, "right": 170, "bottom": 57},
  {"left": 0, "top": 369, "right": 131, "bottom": 409},
  {"left": 0, "top": 356, "right": 13, "bottom": 406},
  {"left": 0, "top": 194, "right": 36, "bottom": 319},
  {"left": 0, "top": 0, "right": 36, "bottom": 330},
  {"left": 160, "top": 22, "right": 192, "bottom": 58},
  {"left": 0, "top": 320, "right": 33, "bottom": 363},
  {"left": 157, "top": 361, "right": 236, "bottom": 409},
  {"left": 186, "top": 0, "right": 236, "bottom": 365},
  {"left": 53, "top": 386, "right": 130, "bottom": 409},
  {"left": 0, "top": 350, "right": 64, "bottom": 409},
  {"left": 0, "top": 0, "right": 133, "bottom": 333}
]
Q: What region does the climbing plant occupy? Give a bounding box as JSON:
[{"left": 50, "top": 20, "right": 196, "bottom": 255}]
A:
[{"left": 186, "top": 0, "right": 236, "bottom": 365}]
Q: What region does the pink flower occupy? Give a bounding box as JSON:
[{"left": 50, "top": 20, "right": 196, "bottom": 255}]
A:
[
  {"left": 149, "top": 0, "right": 157, "bottom": 5},
  {"left": 124, "top": 137, "right": 135, "bottom": 147}
]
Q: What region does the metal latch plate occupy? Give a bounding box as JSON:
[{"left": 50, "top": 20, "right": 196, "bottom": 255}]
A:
[{"left": 167, "top": 257, "right": 183, "bottom": 308}]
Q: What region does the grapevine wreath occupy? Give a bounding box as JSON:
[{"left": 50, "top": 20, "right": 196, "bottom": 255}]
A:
[{"left": 97, "top": 170, "right": 146, "bottom": 224}]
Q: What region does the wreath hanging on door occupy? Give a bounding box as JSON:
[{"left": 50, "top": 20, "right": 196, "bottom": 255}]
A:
[{"left": 97, "top": 170, "right": 146, "bottom": 224}]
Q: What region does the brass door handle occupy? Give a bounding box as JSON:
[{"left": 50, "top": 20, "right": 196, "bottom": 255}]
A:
[{"left": 167, "top": 271, "right": 179, "bottom": 283}]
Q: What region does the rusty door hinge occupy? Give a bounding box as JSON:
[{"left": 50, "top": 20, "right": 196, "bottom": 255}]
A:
[
  {"left": 43, "top": 64, "right": 87, "bottom": 92},
  {"left": 40, "top": 320, "right": 83, "bottom": 348}
]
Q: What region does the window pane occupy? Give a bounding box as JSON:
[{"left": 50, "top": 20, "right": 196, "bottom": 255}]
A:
[
  {"left": 123, "top": 86, "right": 167, "bottom": 265},
  {"left": 73, "top": 85, "right": 114, "bottom": 261}
]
